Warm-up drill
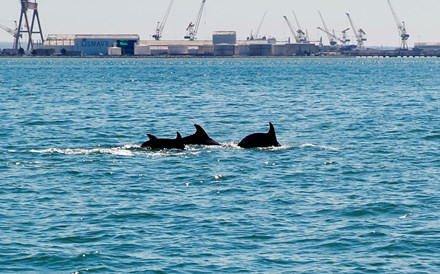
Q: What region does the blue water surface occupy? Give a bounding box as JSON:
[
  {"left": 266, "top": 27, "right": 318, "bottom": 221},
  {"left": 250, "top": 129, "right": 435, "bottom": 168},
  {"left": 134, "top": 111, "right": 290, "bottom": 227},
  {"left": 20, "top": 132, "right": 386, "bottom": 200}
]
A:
[{"left": 1, "top": 57, "right": 439, "bottom": 273}]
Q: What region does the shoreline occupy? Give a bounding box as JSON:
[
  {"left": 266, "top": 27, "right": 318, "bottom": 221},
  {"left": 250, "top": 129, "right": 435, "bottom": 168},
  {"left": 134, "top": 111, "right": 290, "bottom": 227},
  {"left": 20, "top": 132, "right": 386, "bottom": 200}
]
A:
[{"left": 0, "top": 54, "right": 438, "bottom": 59}]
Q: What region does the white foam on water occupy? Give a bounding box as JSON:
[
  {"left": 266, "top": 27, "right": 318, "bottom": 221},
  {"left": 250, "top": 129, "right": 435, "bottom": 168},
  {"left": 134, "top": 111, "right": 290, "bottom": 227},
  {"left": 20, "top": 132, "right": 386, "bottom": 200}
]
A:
[
  {"left": 221, "top": 142, "right": 241, "bottom": 149},
  {"left": 220, "top": 143, "right": 291, "bottom": 151},
  {"left": 29, "top": 145, "right": 141, "bottom": 157},
  {"left": 31, "top": 148, "right": 133, "bottom": 156},
  {"left": 28, "top": 144, "right": 204, "bottom": 158},
  {"left": 25, "top": 142, "right": 320, "bottom": 157},
  {"left": 300, "top": 143, "right": 340, "bottom": 151},
  {"left": 258, "top": 145, "right": 291, "bottom": 151}
]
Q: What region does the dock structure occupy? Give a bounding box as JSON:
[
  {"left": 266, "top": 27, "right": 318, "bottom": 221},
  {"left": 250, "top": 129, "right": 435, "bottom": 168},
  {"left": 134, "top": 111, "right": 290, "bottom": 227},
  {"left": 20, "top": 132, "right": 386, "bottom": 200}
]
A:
[
  {"left": 29, "top": 30, "right": 320, "bottom": 57},
  {"left": 1, "top": 0, "right": 440, "bottom": 57},
  {"left": 9, "top": 33, "right": 438, "bottom": 57},
  {"left": 134, "top": 36, "right": 319, "bottom": 57},
  {"left": 2, "top": 28, "right": 439, "bottom": 58},
  {"left": 0, "top": 0, "right": 320, "bottom": 57}
]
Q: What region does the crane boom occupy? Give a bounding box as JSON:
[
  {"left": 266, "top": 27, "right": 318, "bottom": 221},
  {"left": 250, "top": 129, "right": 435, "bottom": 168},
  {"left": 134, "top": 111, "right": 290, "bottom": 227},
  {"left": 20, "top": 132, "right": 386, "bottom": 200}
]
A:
[
  {"left": 184, "top": 0, "right": 207, "bottom": 41},
  {"left": 317, "top": 27, "right": 338, "bottom": 45},
  {"left": 317, "top": 27, "right": 351, "bottom": 46},
  {"left": 292, "top": 10, "right": 302, "bottom": 32},
  {"left": 388, "top": 0, "right": 402, "bottom": 29},
  {"left": 387, "top": 0, "right": 409, "bottom": 50},
  {"left": 153, "top": 0, "right": 174, "bottom": 40},
  {"left": 254, "top": 11, "right": 267, "bottom": 40},
  {"left": 318, "top": 11, "right": 336, "bottom": 46},
  {"left": 0, "top": 24, "right": 15, "bottom": 36},
  {"left": 0, "top": 22, "right": 21, "bottom": 47},
  {"left": 346, "top": 13, "right": 358, "bottom": 42},
  {"left": 193, "top": 0, "right": 206, "bottom": 38},
  {"left": 346, "top": 13, "right": 366, "bottom": 49},
  {"left": 292, "top": 10, "right": 308, "bottom": 43},
  {"left": 283, "top": 16, "right": 300, "bottom": 43}
]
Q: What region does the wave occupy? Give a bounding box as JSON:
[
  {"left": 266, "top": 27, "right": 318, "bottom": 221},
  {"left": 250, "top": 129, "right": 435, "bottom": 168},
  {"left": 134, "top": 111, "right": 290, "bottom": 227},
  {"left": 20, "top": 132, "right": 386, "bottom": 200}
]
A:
[
  {"left": 29, "top": 145, "right": 141, "bottom": 157},
  {"left": 299, "top": 143, "right": 340, "bottom": 151},
  {"left": 215, "top": 142, "right": 329, "bottom": 151},
  {"left": 26, "top": 142, "right": 338, "bottom": 157},
  {"left": 424, "top": 134, "right": 440, "bottom": 141},
  {"left": 28, "top": 145, "right": 206, "bottom": 157}
]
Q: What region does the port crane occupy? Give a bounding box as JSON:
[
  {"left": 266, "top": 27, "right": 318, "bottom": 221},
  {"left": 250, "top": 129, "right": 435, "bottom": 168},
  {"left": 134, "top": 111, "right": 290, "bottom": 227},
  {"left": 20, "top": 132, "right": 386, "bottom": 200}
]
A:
[
  {"left": 387, "top": 0, "right": 409, "bottom": 50},
  {"left": 317, "top": 11, "right": 351, "bottom": 47},
  {"left": 153, "top": 0, "right": 174, "bottom": 41},
  {"left": 283, "top": 16, "right": 300, "bottom": 43},
  {"left": 283, "top": 15, "right": 308, "bottom": 43},
  {"left": 318, "top": 27, "right": 353, "bottom": 47},
  {"left": 184, "top": 0, "right": 207, "bottom": 41},
  {"left": 15, "top": 0, "right": 44, "bottom": 51},
  {"left": 0, "top": 22, "right": 22, "bottom": 49},
  {"left": 249, "top": 11, "right": 267, "bottom": 40},
  {"left": 318, "top": 11, "right": 337, "bottom": 46},
  {"left": 292, "top": 10, "right": 308, "bottom": 43},
  {"left": 341, "top": 28, "right": 351, "bottom": 45},
  {"left": 346, "top": 13, "right": 366, "bottom": 49}
]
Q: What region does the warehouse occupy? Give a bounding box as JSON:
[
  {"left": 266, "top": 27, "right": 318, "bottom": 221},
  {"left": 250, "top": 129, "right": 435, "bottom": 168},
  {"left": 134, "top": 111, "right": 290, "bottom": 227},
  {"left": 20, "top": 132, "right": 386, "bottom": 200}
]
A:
[
  {"left": 38, "top": 34, "right": 140, "bottom": 56},
  {"left": 414, "top": 42, "right": 440, "bottom": 51},
  {"left": 212, "top": 31, "right": 237, "bottom": 45},
  {"left": 74, "top": 34, "right": 139, "bottom": 56}
]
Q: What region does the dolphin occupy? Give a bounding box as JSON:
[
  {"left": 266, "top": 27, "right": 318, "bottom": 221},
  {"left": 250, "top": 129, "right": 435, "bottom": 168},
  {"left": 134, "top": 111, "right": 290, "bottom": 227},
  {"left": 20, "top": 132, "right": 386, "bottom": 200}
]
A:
[
  {"left": 182, "top": 124, "right": 220, "bottom": 146},
  {"left": 238, "top": 122, "right": 281, "bottom": 148},
  {"left": 141, "top": 132, "right": 185, "bottom": 150}
]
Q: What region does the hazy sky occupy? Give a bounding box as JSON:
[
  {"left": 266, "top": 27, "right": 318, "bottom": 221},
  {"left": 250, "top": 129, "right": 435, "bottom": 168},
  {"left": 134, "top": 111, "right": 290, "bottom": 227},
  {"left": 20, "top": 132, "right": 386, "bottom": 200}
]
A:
[{"left": 0, "top": 0, "right": 439, "bottom": 46}]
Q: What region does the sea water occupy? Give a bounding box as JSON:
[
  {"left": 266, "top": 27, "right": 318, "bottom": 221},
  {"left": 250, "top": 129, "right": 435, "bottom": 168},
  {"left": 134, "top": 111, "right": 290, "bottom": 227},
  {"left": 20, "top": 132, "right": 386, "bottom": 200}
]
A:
[{"left": 0, "top": 57, "right": 439, "bottom": 273}]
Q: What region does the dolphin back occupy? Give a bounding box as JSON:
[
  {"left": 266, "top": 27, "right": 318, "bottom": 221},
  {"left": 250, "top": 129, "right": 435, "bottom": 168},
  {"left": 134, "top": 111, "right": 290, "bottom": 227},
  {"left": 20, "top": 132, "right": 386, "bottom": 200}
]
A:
[
  {"left": 182, "top": 124, "right": 220, "bottom": 146},
  {"left": 142, "top": 132, "right": 185, "bottom": 150},
  {"left": 238, "top": 123, "right": 281, "bottom": 148}
]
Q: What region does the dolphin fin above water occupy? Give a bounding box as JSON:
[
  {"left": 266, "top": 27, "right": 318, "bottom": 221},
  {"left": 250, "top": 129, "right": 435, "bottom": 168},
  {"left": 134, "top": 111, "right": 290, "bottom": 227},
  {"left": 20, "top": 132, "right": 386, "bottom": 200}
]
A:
[
  {"left": 238, "top": 122, "right": 281, "bottom": 148},
  {"left": 182, "top": 124, "right": 220, "bottom": 146},
  {"left": 147, "top": 134, "right": 158, "bottom": 140},
  {"left": 142, "top": 132, "right": 185, "bottom": 150}
]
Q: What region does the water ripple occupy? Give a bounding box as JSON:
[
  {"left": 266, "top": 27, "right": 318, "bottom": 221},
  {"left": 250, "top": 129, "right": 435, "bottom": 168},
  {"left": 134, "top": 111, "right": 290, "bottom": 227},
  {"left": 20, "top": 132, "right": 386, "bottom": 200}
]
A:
[{"left": 1, "top": 58, "right": 439, "bottom": 273}]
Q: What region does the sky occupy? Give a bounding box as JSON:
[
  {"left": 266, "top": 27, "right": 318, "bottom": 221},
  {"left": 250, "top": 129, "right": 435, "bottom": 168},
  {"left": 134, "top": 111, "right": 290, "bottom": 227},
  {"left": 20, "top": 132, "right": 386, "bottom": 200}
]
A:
[{"left": 0, "top": 0, "right": 439, "bottom": 47}]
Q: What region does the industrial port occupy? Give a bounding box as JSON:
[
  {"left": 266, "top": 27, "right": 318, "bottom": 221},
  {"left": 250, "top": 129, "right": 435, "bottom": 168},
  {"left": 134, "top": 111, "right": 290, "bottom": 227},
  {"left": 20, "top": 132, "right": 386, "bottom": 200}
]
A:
[{"left": 1, "top": 0, "right": 440, "bottom": 57}]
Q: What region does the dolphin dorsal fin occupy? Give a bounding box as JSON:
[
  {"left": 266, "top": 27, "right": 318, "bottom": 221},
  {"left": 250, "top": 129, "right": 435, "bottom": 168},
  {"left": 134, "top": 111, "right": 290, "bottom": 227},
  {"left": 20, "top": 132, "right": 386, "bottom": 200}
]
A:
[
  {"left": 268, "top": 122, "right": 276, "bottom": 136},
  {"left": 194, "top": 124, "right": 209, "bottom": 138},
  {"left": 176, "top": 132, "right": 182, "bottom": 139},
  {"left": 147, "top": 134, "right": 158, "bottom": 140}
]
